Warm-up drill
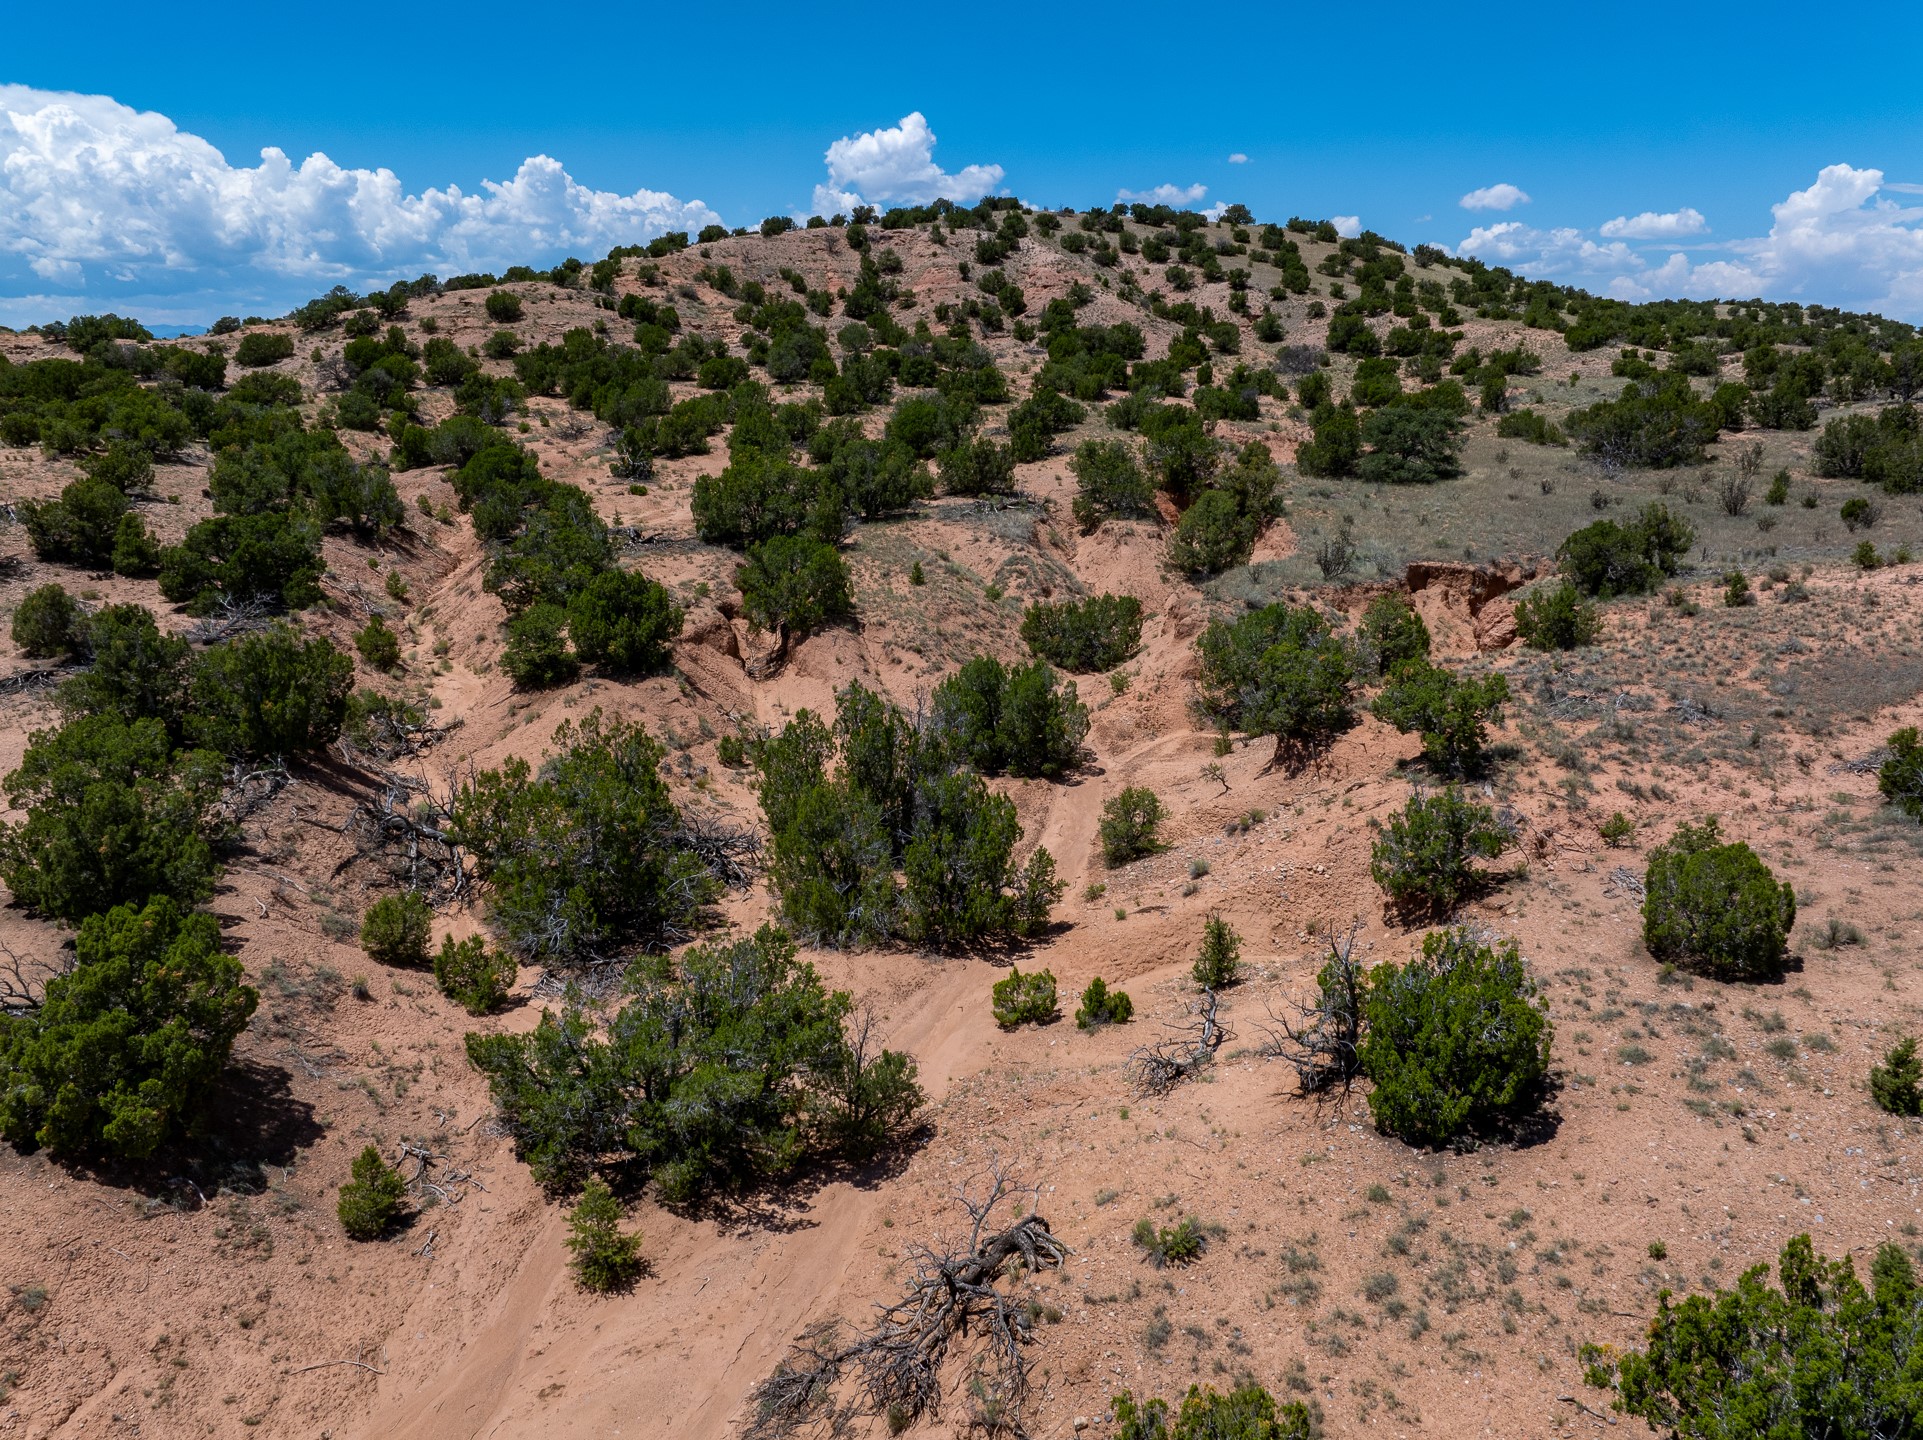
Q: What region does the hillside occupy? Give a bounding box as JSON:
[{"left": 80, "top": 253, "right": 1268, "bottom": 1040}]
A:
[{"left": 3, "top": 200, "right": 1923, "bottom": 1440}]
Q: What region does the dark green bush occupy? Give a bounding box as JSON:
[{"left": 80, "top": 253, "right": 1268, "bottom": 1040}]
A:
[
  {"left": 158, "top": 510, "right": 325, "bottom": 614},
  {"left": 1359, "top": 927, "right": 1551, "bottom": 1146},
  {"left": 1642, "top": 818, "right": 1795, "bottom": 981},
  {"left": 337, "top": 1145, "right": 408, "bottom": 1239},
  {"left": 1192, "top": 913, "right": 1242, "bottom": 989},
  {"left": 53, "top": 604, "right": 188, "bottom": 726},
  {"left": 1566, "top": 373, "right": 1721, "bottom": 468},
  {"left": 20, "top": 476, "right": 128, "bottom": 568},
  {"left": 12, "top": 584, "right": 87, "bottom": 660},
  {"left": 452, "top": 711, "right": 715, "bottom": 967},
  {"left": 1871, "top": 1037, "right": 1923, "bottom": 1117},
  {"left": 1584, "top": 1235, "right": 1923, "bottom": 1440},
  {"left": 931, "top": 655, "right": 1089, "bottom": 779},
  {"left": 1100, "top": 786, "right": 1166, "bottom": 867},
  {"left": 1075, "top": 976, "right": 1134, "bottom": 1029},
  {"left": 80, "top": 440, "right": 156, "bottom": 494},
  {"left": 234, "top": 332, "right": 295, "bottom": 367},
  {"left": 501, "top": 603, "right": 579, "bottom": 690},
  {"left": 1112, "top": 1383, "right": 1317, "bottom": 1440},
  {"left": 1131, "top": 1216, "right": 1208, "bottom": 1268},
  {"left": 736, "top": 535, "right": 853, "bottom": 644},
  {"left": 360, "top": 891, "right": 432, "bottom": 968},
  {"left": 187, "top": 624, "right": 353, "bottom": 758},
  {"left": 991, "top": 966, "right": 1058, "bottom": 1027},
  {"left": 565, "top": 569, "right": 683, "bottom": 675},
  {"left": 111, "top": 513, "right": 161, "bottom": 577},
  {"left": 466, "top": 925, "right": 921, "bottom": 1198},
  {"left": 1878, "top": 727, "right": 1923, "bottom": 820},
  {"left": 938, "top": 437, "right": 1017, "bottom": 496},
  {"left": 1358, "top": 405, "right": 1463, "bottom": 484},
  {"left": 0, "top": 897, "right": 257, "bottom": 1157},
  {"left": 0, "top": 716, "right": 222, "bottom": 923},
  {"left": 1070, "top": 438, "right": 1155, "bottom": 532},
  {"left": 1370, "top": 661, "right": 1510, "bottom": 775},
  {"left": 485, "top": 290, "right": 525, "bottom": 323},
  {"left": 1557, "top": 503, "right": 1695, "bottom": 597},
  {"left": 355, "top": 615, "right": 402, "bottom": 672},
  {"left": 1513, "top": 581, "right": 1601, "bottom": 650},
  {"left": 1356, "top": 594, "right": 1429, "bottom": 675},
  {"left": 1196, "top": 603, "right": 1355, "bottom": 765},
  {"left": 1021, "top": 593, "right": 1143, "bottom": 673},
  {"left": 433, "top": 935, "right": 517, "bottom": 1014},
  {"left": 567, "top": 1177, "right": 643, "bottom": 1290},
  {"left": 1369, "top": 787, "right": 1506, "bottom": 917}
]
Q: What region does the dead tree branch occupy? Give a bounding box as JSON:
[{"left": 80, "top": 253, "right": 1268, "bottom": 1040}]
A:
[
  {"left": 1127, "top": 989, "right": 1227, "bottom": 1097},
  {"left": 1256, "top": 920, "right": 1366, "bottom": 1098},
  {"left": 746, "top": 1161, "right": 1068, "bottom": 1440},
  {"left": 341, "top": 770, "right": 469, "bottom": 903},
  {"left": 0, "top": 940, "right": 71, "bottom": 1017}
]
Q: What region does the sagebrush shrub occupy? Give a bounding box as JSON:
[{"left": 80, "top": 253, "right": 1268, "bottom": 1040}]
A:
[
  {"left": 360, "top": 892, "right": 432, "bottom": 967},
  {"left": 1359, "top": 927, "right": 1551, "bottom": 1146},
  {"left": 991, "top": 966, "right": 1058, "bottom": 1028},
  {"left": 1642, "top": 818, "right": 1795, "bottom": 980},
  {"left": 337, "top": 1145, "right": 407, "bottom": 1240}
]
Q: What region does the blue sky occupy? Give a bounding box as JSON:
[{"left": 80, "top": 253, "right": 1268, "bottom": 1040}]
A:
[{"left": 7, "top": 2, "right": 1923, "bottom": 325}]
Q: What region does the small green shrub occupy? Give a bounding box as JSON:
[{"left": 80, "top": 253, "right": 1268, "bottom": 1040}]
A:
[
  {"left": 1723, "top": 571, "right": 1753, "bottom": 607},
  {"left": 234, "top": 332, "right": 294, "bottom": 367},
  {"left": 1369, "top": 787, "right": 1506, "bottom": 916},
  {"left": 1111, "top": 1384, "right": 1316, "bottom": 1440},
  {"left": 1558, "top": 503, "right": 1695, "bottom": 597},
  {"left": 991, "top": 967, "right": 1058, "bottom": 1028},
  {"left": 566, "top": 1177, "right": 643, "bottom": 1292},
  {"left": 1100, "top": 787, "right": 1167, "bottom": 867},
  {"left": 354, "top": 615, "right": 402, "bottom": 672},
  {"left": 1854, "top": 539, "right": 1882, "bottom": 571},
  {"left": 433, "top": 935, "right": 516, "bottom": 1014},
  {"left": 1513, "top": 581, "right": 1601, "bottom": 651},
  {"left": 1369, "top": 661, "right": 1510, "bottom": 775},
  {"left": 1357, "top": 593, "right": 1430, "bottom": 675},
  {"left": 1360, "top": 927, "right": 1552, "bottom": 1147},
  {"left": 359, "top": 892, "right": 432, "bottom": 968},
  {"left": 1192, "top": 913, "right": 1243, "bottom": 989},
  {"left": 1021, "top": 593, "right": 1144, "bottom": 673},
  {"left": 337, "top": 1146, "right": 407, "bottom": 1240},
  {"left": 1132, "top": 1216, "right": 1209, "bottom": 1268},
  {"left": 1879, "top": 727, "right": 1923, "bottom": 820},
  {"left": 1871, "top": 1037, "right": 1923, "bottom": 1117},
  {"left": 1642, "top": 818, "right": 1796, "bottom": 981},
  {"left": 12, "top": 584, "right": 87, "bottom": 660},
  {"left": 501, "top": 603, "right": 579, "bottom": 689},
  {"left": 485, "top": 290, "right": 525, "bottom": 323},
  {"left": 1075, "top": 976, "right": 1134, "bottom": 1029},
  {"left": 1600, "top": 812, "right": 1635, "bottom": 847}
]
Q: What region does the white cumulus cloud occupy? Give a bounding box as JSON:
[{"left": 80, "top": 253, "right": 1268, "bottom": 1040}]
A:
[
  {"left": 1332, "top": 215, "right": 1362, "bottom": 238},
  {"left": 0, "top": 84, "right": 721, "bottom": 325},
  {"left": 808, "top": 112, "right": 1004, "bottom": 218},
  {"left": 1227, "top": 153, "right": 1249, "bottom": 165},
  {"left": 1117, "top": 182, "right": 1208, "bottom": 207},
  {"left": 1459, "top": 183, "right": 1530, "bottom": 212},
  {"left": 1600, "top": 207, "right": 1709, "bottom": 240},
  {"left": 1456, "top": 222, "right": 1637, "bottom": 274}
]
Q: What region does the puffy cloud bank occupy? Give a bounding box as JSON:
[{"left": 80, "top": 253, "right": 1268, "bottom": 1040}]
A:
[
  {"left": 0, "top": 84, "right": 721, "bottom": 325},
  {"left": 1459, "top": 182, "right": 1530, "bottom": 212},
  {"left": 808, "top": 112, "right": 1003, "bottom": 218},
  {"left": 1452, "top": 165, "right": 1923, "bottom": 320}
]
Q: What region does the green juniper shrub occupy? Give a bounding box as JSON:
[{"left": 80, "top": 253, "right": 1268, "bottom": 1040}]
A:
[
  {"left": 1841, "top": 496, "right": 1880, "bottom": 531},
  {"left": 452, "top": 711, "right": 717, "bottom": 967},
  {"left": 564, "top": 569, "right": 683, "bottom": 675},
  {"left": 1195, "top": 602, "right": 1356, "bottom": 768},
  {"left": 1070, "top": 438, "right": 1156, "bottom": 532},
  {"left": 234, "top": 332, "right": 295, "bottom": 367},
  {"left": 1599, "top": 812, "right": 1636, "bottom": 847},
  {"left": 51, "top": 603, "right": 189, "bottom": 725},
  {"left": 158, "top": 510, "right": 326, "bottom": 614},
  {"left": 1557, "top": 503, "right": 1695, "bottom": 598},
  {"left": 735, "top": 535, "right": 853, "bottom": 644},
  {"left": 485, "top": 290, "right": 525, "bottom": 323},
  {"left": 1020, "top": 593, "right": 1143, "bottom": 673},
  {"left": 1870, "top": 1037, "right": 1923, "bottom": 1117},
  {"left": 1369, "top": 661, "right": 1510, "bottom": 776},
  {"left": 337, "top": 1145, "right": 408, "bottom": 1240},
  {"left": 1112, "top": 1383, "right": 1317, "bottom": 1440},
  {"left": 1723, "top": 571, "right": 1753, "bottom": 607},
  {"left": 0, "top": 715, "right": 223, "bottom": 923},
  {"left": 0, "top": 897, "right": 258, "bottom": 1158},
  {"left": 991, "top": 966, "right": 1058, "bottom": 1028},
  {"left": 1369, "top": 786, "right": 1507, "bottom": 917},
  {"left": 360, "top": 892, "right": 433, "bottom": 968},
  {"left": 938, "top": 437, "right": 1017, "bottom": 496},
  {"left": 1582, "top": 1234, "right": 1923, "bottom": 1440},
  {"left": 111, "top": 513, "right": 161, "bottom": 577},
  {"left": 1878, "top": 727, "right": 1923, "bottom": 820},
  {"left": 1192, "top": 913, "right": 1243, "bottom": 989},
  {"left": 1358, "top": 927, "right": 1551, "bottom": 1147},
  {"left": 187, "top": 624, "right": 353, "bottom": 759},
  {"left": 566, "top": 1177, "right": 644, "bottom": 1292},
  {"left": 1765, "top": 469, "right": 1791, "bottom": 505},
  {"left": 501, "top": 602, "right": 579, "bottom": 690},
  {"left": 1642, "top": 818, "right": 1796, "bottom": 981},
  {"left": 1100, "top": 786, "right": 1167, "bottom": 867},
  {"left": 19, "top": 476, "right": 129, "bottom": 568},
  {"left": 1358, "top": 404, "right": 1463, "bottom": 484},
  {"left": 465, "top": 925, "right": 921, "bottom": 1197},
  {"left": 1513, "top": 580, "right": 1602, "bottom": 651},
  {"left": 1075, "top": 976, "right": 1134, "bottom": 1029},
  {"left": 1854, "top": 539, "right": 1882, "bottom": 571},
  {"left": 11, "top": 584, "right": 87, "bottom": 660},
  {"left": 354, "top": 614, "right": 403, "bottom": 672},
  {"left": 1131, "top": 1216, "right": 1208, "bottom": 1268},
  {"left": 931, "top": 655, "right": 1089, "bottom": 780},
  {"left": 1356, "top": 593, "right": 1430, "bottom": 675},
  {"left": 433, "top": 935, "right": 516, "bottom": 1015},
  {"left": 80, "top": 440, "right": 156, "bottom": 494}
]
